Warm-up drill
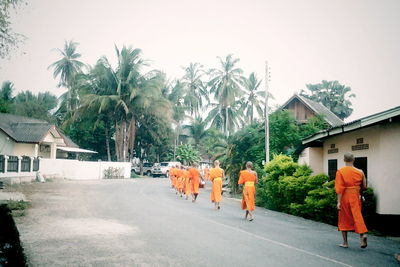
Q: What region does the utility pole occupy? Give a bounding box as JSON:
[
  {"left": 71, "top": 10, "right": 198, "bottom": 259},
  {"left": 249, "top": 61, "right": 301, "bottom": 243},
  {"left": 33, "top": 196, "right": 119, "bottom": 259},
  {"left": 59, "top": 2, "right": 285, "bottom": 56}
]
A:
[{"left": 264, "top": 61, "right": 270, "bottom": 164}]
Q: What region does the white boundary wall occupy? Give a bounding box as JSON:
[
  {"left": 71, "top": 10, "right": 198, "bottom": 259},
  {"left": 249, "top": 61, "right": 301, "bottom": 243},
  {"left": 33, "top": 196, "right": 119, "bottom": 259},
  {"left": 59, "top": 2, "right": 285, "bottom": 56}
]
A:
[{"left": 40, "top": 159, "right": 131, "bottom": 180}]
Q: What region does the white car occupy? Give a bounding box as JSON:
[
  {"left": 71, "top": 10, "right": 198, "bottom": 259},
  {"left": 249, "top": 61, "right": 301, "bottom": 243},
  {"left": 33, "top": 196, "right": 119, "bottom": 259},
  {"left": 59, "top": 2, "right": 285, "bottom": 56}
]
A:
[{"left": 151, "top": 161, "right": 181, "bottom": 177}]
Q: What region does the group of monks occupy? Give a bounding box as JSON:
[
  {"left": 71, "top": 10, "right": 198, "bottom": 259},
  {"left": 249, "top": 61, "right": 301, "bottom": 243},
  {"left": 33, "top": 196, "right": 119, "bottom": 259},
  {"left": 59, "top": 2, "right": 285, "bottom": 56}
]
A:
[
  {"left": 169, "top": 162, "right": 202, "bottom": 202},
  {"left": 168, "top": 159, "right": 259, "bottom": 221},
  {"left": 166, "top": 151, "right": 370, "bottom": 247}
]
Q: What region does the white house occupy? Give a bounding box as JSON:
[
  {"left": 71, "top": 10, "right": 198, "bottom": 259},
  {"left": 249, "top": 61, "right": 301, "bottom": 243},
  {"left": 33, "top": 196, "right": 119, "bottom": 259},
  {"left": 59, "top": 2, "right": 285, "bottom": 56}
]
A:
[
  {"left": 0, "top": 113, "right": 96, "bottom": 158},
  {"left": 0, "top": 113, "right": 130, "bottom": 182},
  {"left": 299, "top": 106, "right": 400, "bottom": 215}
]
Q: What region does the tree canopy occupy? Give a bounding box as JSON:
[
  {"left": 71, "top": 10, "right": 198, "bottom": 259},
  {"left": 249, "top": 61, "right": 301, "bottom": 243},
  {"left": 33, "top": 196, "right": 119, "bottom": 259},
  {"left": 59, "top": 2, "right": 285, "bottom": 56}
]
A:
[{"left": 300, "top": 80, "right": 355, "bottom": 120}]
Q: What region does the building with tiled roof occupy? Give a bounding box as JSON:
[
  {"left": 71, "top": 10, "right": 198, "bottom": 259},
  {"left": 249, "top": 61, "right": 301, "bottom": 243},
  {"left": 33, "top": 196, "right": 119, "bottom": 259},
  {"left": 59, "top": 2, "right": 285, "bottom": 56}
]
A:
[
  {"left": 279, "top": 94, "right": 344, "bottom": 127},
  {"left": 0, "top": 113, "right": 95, "bottom": 159},
  {"left": 299, "top": 106, "right": 400, "bottom": 215}
]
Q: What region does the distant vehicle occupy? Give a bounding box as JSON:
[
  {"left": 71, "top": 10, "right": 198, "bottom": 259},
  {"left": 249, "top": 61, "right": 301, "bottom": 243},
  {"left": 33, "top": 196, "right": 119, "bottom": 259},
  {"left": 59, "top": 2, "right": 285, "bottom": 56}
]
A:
[
  {"left": 132, "top": 162, "right": 154, "bottom": 176},
  {"left": 151, "top": 161, "right": 181, "bottom": 178}
]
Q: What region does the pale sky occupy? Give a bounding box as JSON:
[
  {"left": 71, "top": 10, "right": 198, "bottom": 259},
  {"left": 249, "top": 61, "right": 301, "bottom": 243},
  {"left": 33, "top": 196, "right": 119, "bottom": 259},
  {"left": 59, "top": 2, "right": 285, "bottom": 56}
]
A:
[{"left": 1, "top": 0, "right": 399, "bottom": 122}]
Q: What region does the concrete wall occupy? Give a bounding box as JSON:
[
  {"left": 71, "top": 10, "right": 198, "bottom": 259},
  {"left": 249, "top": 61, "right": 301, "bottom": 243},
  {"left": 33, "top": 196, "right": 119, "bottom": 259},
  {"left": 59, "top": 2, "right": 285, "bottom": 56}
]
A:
[
  {"left": 0, "top": 131, "right": 14, "bottom": 155},
  {"left": 13, "top": 143, "right": 36, "bottom": 157},
  {"left": 301, "top": 121, "right": 400, "bottom": 214},
  {"left": 298, "top": 147, "right": 324, "bottom": 174},
  {"left": 39, "top": 159, "right": 131, "bottom": 180}
]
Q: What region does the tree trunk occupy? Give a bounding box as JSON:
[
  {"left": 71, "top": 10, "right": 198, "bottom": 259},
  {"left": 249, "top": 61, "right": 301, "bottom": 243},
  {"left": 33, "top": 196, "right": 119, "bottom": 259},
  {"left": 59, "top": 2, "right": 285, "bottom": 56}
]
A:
[
  {"left": 127, "top": 118, "right": 136, "bottom": 161},
  {"left": 115, "top": 121, "right": 120, "bottom": 161},
  {"left": 122, "top": 120, "right": 127, "bottom": 162},
  {"left": 104, "top": 126, "right": 111, "bottom": 161}
]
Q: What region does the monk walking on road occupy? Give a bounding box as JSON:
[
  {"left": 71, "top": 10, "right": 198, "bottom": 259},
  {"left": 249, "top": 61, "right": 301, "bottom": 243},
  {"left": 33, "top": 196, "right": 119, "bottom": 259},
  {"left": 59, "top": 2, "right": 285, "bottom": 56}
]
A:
[
  {"left": 335, "top": 152, "right": 368, "bottom": 248},
  {"left": 183, "top": 167, "right": 191, "bottom": 200},
  {"left": 210, "top": 160, "right": 224, "bottom": 210},
  {"left": 204, "top": 166, "right": 210, "bottom": 181},
  {"left": 238, "top": 161, "right": 258, "bottom": 221},
  {"left": 189, "top": 163, "right": 201, "bottom": 202}
]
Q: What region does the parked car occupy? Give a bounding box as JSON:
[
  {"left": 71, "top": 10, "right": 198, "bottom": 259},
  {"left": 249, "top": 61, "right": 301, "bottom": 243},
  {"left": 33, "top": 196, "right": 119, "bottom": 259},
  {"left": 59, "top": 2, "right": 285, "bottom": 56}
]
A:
[
  {"left": 151, "top": 161, "right": 181, "bottom": 177},
  {"left": 132, "top": 162, "right": 153, "bottom": 176}
]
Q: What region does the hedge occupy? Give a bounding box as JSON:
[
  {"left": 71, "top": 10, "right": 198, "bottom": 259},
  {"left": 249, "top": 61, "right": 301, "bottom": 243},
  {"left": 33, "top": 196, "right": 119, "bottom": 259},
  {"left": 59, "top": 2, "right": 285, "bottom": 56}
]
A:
[{"left": 256, "top": 154, "right": 376, "bottom": 227}]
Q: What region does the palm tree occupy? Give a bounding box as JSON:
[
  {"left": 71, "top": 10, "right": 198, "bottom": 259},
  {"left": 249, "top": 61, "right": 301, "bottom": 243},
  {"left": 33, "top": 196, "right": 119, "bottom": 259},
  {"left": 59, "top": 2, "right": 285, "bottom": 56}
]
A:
[
  {"left": 181, "top": 63, "right": 209, "bottom": 117},
  {"left": 167, "top": 80, "right": 189, "bottom": 160},
  {"left": 48, "top": 40, "right": 86, "bottom": 111},
  {"left": 207, "top": 54, "right": 244, "bottom": 135},
  {"left": 240, "top": 72, "right": 266, "bottom": 124},
  {"left": 76, "top": 47, "right": 172, "bottom": 162},
  {"left": 183, "top": 116, "right": 208, "bottom": 148}
]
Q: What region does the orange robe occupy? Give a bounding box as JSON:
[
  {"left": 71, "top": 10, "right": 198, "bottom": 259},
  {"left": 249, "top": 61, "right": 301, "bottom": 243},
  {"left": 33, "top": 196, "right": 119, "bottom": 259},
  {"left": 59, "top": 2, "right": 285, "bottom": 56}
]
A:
[
  {"left": 204, "top": 167, "right": 210, "bottom": 181},
  {"left": 238, "top": 170, "right": 256, "bottom": 211},
  {"left": 335, "top": 166, "right": 368, "bottom": 234},
  {"left": 210, "top": 167, "right": 223, "bottom": 202},
  {"left": 176, "top": 169, "right": 184, "bottom": 192},
  {"left": 169, "top": 168, "right": 176, "bottom": 188},
  {"left": 189, "top": 167, "right": 200, "bottom": 194},
  {"left": 183, "top": 170, "right": 192, "bottom": 196}
]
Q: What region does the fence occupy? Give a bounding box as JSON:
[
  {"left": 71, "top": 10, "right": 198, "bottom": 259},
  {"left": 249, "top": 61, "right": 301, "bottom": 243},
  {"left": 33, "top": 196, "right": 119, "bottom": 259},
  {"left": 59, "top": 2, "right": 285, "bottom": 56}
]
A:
[{"left": 0, "top": 155, "right": 41, "bottom": 184}]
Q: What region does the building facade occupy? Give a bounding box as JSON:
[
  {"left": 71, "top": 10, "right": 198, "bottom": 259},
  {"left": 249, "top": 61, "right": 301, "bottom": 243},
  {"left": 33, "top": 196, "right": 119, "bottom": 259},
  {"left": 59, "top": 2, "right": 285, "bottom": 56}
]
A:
[{"left": 299, "top": 106, "right": 400, "bottom": 215}]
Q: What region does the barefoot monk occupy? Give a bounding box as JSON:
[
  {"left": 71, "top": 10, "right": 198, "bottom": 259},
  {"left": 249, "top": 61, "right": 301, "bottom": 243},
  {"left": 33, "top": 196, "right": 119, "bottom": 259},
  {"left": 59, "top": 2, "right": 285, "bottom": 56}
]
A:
[
  {"left": 335, "top": 152, "right": 368, "bottom": 248},
  {"left": 238, "top": 161, "right": 258, "bottom": 221},
  {"left": 210, "top": 160, "right": 224, "bottom": 210}
]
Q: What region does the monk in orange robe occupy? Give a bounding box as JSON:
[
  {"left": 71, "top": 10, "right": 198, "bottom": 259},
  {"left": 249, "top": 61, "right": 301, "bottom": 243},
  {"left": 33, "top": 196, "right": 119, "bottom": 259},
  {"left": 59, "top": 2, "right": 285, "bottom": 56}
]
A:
[
  {"left": 204, "top": 166, "right": 210, "bottom": 181},
  {"left": 176, "top": 166, "right": 184, "bottom": 197},
  {"left": 169, "top": 167, "right": 176, "bottom": 189},
  {"left": 189, "top": 163, "right": 201, "bottom": 202},
  {"left": 238, "top": 161, "right": 258, "bottom": 221},
  {"left": 210, "top": 160, "right": 224, "bottom": 210},
  {"left": 335, "top": 152, "right": 368, "bottom": 248},
  {"left": 183, "top": 167, "right": 191, "bottom": 200}
]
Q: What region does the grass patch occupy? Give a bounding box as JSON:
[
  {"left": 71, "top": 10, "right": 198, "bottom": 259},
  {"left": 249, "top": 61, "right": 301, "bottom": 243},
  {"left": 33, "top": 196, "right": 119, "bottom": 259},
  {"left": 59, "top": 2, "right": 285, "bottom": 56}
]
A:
[
  {"left": 130, "top": 172, "right": 140, "bottom": 178},
  {"left": 0, "top": 200, "right": 31, "bottom": 217}
]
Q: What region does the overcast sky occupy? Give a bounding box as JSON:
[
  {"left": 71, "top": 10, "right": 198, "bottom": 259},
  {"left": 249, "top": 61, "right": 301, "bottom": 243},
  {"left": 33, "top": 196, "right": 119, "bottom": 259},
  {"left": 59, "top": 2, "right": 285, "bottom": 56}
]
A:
[{"left": 1, "top": 0, "right": 399, "bottom": 121}]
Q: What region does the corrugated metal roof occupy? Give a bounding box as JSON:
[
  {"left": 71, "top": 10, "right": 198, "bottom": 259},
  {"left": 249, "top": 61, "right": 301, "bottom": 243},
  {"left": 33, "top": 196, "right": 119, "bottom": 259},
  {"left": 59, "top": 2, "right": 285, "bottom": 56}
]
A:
[{"left": 302, "top": 106, "right": 400, "bottom": 145}]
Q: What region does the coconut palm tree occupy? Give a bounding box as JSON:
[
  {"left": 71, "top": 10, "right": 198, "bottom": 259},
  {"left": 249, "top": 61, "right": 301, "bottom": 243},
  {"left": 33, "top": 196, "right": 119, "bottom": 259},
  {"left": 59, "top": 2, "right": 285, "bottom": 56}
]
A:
[
  {"left": 48, "top": 40, "right": 86, "bottom": 111},
  {"left": 207, "top": 54, "right": 244, "bottom": 135},
  {"left": 181, "top": 63, "right": 209, "bottom": 117},
  {"left": 240, "top": 72, "right": 266, "bottom": 124},
  {"left": 76, "top": 47, "right": 172, "bottom": 162},
  {"left": 183, "top": 116, "right": 209, "bottom": 148}
]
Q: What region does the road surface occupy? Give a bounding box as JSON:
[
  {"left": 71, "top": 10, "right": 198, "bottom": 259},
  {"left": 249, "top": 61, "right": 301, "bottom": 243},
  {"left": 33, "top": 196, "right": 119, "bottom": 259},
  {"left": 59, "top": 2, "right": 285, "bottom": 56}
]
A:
[{"left": 15, "top": 178, "right": 400, "bottom": 266}]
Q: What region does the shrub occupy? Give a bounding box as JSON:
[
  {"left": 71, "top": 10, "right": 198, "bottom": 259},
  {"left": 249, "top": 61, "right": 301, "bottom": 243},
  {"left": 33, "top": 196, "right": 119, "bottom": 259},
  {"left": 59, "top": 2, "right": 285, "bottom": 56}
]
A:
[
  {"left": 257, "top": 154, "right": 377, "bottom": 228},
  {"left": 103, "top": 167, "right": 123, "bottom": 179}
]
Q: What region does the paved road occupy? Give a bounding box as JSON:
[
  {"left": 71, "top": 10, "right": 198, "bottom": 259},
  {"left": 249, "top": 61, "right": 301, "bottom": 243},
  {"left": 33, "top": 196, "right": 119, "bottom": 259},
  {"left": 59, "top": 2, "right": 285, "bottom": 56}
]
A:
[{"left": 15, "top": 178, "right": 400, "bottom": 266}]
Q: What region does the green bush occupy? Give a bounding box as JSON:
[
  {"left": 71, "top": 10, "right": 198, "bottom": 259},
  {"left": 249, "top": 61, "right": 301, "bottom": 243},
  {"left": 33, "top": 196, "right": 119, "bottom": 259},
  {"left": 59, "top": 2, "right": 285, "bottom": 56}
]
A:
[{"left": 257, "top": 154, "right": 377, "bottom": 228}]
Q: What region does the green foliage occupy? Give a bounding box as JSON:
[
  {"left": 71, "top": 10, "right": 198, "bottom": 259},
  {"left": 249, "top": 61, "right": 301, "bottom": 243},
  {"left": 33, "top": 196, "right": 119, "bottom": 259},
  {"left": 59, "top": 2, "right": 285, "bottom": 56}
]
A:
[
  {"left": 0, "top": 0, "right": 25, "bottom": 58},
  {"left": 300, "top": 80, "right": 355, "bottom": 120},
  {"left": 176, "top": 144, "right": 201, "bottom": 165},
  {"left": 221, "top": 123, "right": 265, "bottom": 193},
  {"left": 257, "top": 155, "right": 377, "bottom": 227},
  {"left": 13, "top": 91, "right": 57, "bottom": 122},
  {"left": 103, "top": 167, "right": 123, "bottom": 179}
]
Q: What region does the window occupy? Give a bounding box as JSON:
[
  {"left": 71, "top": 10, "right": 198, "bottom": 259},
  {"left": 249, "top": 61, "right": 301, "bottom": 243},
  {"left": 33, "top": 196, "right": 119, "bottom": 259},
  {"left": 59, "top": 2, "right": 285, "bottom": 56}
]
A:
[
  {"left": 7, "top": 156, "right": 18, "bottom": 172},
  {"left": 354, "top": 157, "right": 368, "bottom": 182},
  {"left": 328, "top": 159, "right": 337, "bottom": 180},
  {"left": 21, "top": 156, "right": 31, "bottom": 172}
]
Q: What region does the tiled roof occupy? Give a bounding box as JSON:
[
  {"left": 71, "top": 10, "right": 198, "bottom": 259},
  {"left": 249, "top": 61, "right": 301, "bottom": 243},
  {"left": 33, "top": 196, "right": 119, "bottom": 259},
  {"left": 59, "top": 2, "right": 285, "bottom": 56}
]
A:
[
  {"left": 0, "top": 113, "right": 78, "bottom": 147},
  {"left": 279, "top": 94, "right": 344, "bottom": 127},
  {"left": 297, "top": 95, "right": 344, "bottom": 127}
]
